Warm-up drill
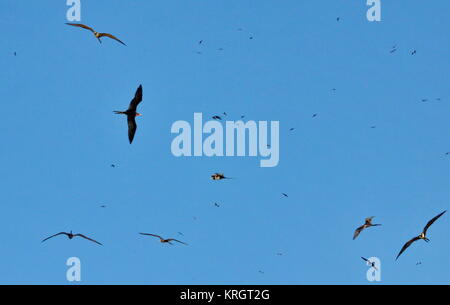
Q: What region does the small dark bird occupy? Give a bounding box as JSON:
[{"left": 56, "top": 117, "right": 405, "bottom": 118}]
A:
[
  {"left": 114, "top": 85, "right": 143, "bottom": 144},
  {"left": 282, "top": 193, "right": 289, "bottom": 198},
  {"left": 42, "top": 231, "right": 102, "bottom": 245},
  {"left": 212, "top": 115, "right": 222, "bottom": 120},
  {"left": 411, "top": 50, "right": 417, "bottom": 55},
  {"left": 139, "top": 233, "right": 188, "bottom": 245},
  {"left": 390, "top": 48, "right": 397, "bottom": 53},
  {"left": 214, "top": 202, "right": 220, "bottom": 207},
  {"left": 289, "top": 128, "right": 295, "bottom": 131},
  {"left": 337, "top": 17, "right": 340, "bottom": 21},
  {"left": 223, "top": 112, "right": 228, "bottom": 116},
  {"left": 416, "top": 262, "right": 422, "bottom": 266},
  {"left": 353, "top": 217, "right": 381, "bottom": 240},
  {"left": 241, "top": 115, "right": 245, "bottom": 119},
  {"left": 396, "top": 210, "right": 446, "bottom": 260},
  {"left": 196, "top": 51, "right": 203, "bottom": 55},
  {"left": 312, "top": 114, "right": 318, "bottom": 118},
  {"left": 361, "top": 257, "right": 378, "bottom": 270},
  {"left": 421, "top": 99, "right": 428, "bottom": 102},
  {"left": 198, "top": 40, "right": 203, "bottom": 45},
  {"left": 13, "top": 52, "right": 16, "bottom": 56},
  {"left": 65, "top": 23, "right": 126, "bottom": 45},
  {"left": 110, "top": 164, "right": 116, "bottom": 168},
  {"left": 249, "top": 36, "right": 254, "bottom": 40},
  {"left": 178, "top": 232, "right": 184, "bottom": 236},
  {"left": 211, "top": 173, "right": 231, "bottom": 180},
  {"left": 371, "top": 126, "right": 377, "bottom": 129},
  {"left": 258, "top": 270, "right": 265, "bottom": 274},
  {"left": 445, "top": 152, "right": 450, "bottom": 155},
  {"left": 100, "top": 205, "right": 107, "bottom": 208}
]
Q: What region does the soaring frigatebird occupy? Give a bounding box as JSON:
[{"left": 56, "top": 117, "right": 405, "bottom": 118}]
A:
[
  {"left": 139, "top": 233, "right": 188, "bottom": 245},
  {"left": 361, "top": 257, "right": 378, "bottom": 270},
  {"left": 42, "top": 231, "right": 102, "bottom": 245},
  {"left": 65, "top": 23, "right": 126, "bottom": 45},
  {"left": 396, "top": 210, "right": 446, "bottom": 260},
  {"left": 211, "top": 173, "right": 232, "bottom": 180},
  {"left": 114, "top": 85, "right": 143, "bottom": 144},
  {"left": 353, "top": 217, "right": 381, "bottom": 240}
]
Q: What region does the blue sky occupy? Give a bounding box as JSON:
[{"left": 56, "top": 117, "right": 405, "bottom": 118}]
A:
[{"left": 0, "top": 0, "right": 448, "bottom": 284}]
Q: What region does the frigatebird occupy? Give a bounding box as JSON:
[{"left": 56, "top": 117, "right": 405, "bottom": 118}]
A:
[
  {"left": 114, "top": 85, "right": 143, "bottom": 144},
  {"left": 361, "top": 257, "right": 378, "bottom": 270},
  {"left": 139, "top": 233, "right": 188, "bottom": 245},
  {"left": 42, "top": 231, "right": 102, "bottom": 245},
  {"left": 396, "top": 210, "right": 446, "bottom": 260},
  {"left": 353, "top": 217, "right": 381, "bottom": 240},
  {"left": 65, "top": 23, "right": 126, "bottom": 45},
  {"left": 211, "top": 173, "right": 232, "bottom": 180}
]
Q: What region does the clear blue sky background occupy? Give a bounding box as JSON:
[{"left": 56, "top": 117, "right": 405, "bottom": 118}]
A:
[{"left": 0, "top": 1, "right": 448, "bottom": 285}]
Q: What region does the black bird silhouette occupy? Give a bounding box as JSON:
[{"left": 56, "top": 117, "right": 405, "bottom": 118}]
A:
[
  {"left": 396, "top": 210, "right": 446, "bottom": 260},
  {"left": 214, "top": 202, "right": 220, "bottom": 207},
  {"left": 361, "top": 257, "right": 378, "bottom": 270},
  {"left": 65, "top": 23, "right": 126, "bottom": 45},
  {"left": 411, "top": 50, "right": 417, "bottom": 55},
  {"left": 282, "top": 193, "right": 289, "bottom": 197},
  {"left": 353, "top": 217, "right": 381, "bottom": 240},
  {"left": 139, "top": 233, "right": 188, "bottom": 245},
  {"left": 13, "top": 52, "right": 16, "bottom": 56},
  {"left": 114, "top": 85, "right": 143, "bottom": 144},
  {"left": 212, "top": 115, "right": 222, "bottom": 120},
  {"left": 198, "top": 40, "right": 203, "bottom": 45},
  {"left": 42, "top": 231, "right": 102, "bottom": 245},
  {"left": 211, "top": 173, "right": 232, "bottom": 180},
  {"left": 312, "top": 114, "right": 318, "bottom": 118}
]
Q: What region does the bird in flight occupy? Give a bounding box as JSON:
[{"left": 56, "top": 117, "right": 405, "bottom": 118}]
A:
[
  {"left": 361, "top": 257, "right": 378, "bottom": 270},
  {"left": 312, "top": 113, "right": 318, "bottom": 118},
  {"left": 411, "top": 50, "right": 417, "bottom": 55},
  {"left": 42, "top": 231, "right": 102, "bottom": 245},
  {"left": 114, "top": 85, "right": 143, "bottom": 144},
  {"left": 139, "top": 233, "right": 188, "bottom": 245},
  {"left": 214, "top": 202, "right": 220, "bottom": 207},
  {"left": 353, "top": 217, "right": 381, "bottom": 240},
  {"left": 282, "top": 193, "right": 289, "bottom": 198},
  {"left": 212, "top": 115, "right": 222, "bottom": 120},
  {"left": 396, "top": 210, "right": 447, "bottom": 260},
  {"left": 211, "top": 173, "right": 232, "bottom": 180},
  {"left": 65, "top": 23, "right": 126, "bottom": 45}
]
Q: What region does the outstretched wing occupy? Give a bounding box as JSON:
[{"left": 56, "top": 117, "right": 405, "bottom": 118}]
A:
[
  {"left": 423, "top": 210, "right": 447, "bottom": 235},
  {"left": 167, "top": 239, "right": 188, "bottom": 245},
  {"left": 74, "top": 234, "right": 103, "bottom": 245},
  {"left": 127, "top": 115, "right": 137, "bottom": 144},
  {"left": 139, "top": 233, "right": 163, "bottom": 240},
  {"left": 128, "top": 85, "right": 143, "bottom": 112},
  {"left": 353, "top": 225, "right": 365, "bottom": 240},
  {"left": 396, "top": 236, "right": 421, "bottom": 260},
  {"left": 65, "top": 23, "right": 95, "bottom": 33},
  {"left": 42, "top": 232, "right": 69, "bottom": 243},
  {"left": 98, "top": 33, "right": 126, "bottom": 46}
]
